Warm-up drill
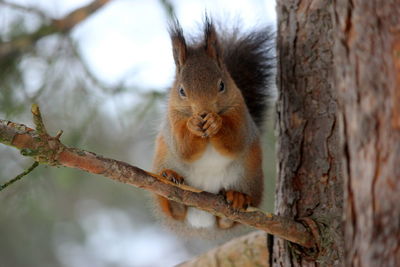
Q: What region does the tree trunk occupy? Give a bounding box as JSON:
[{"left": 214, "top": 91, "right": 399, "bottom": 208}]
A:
[
  {"left": 333, "top": 0, "right": 400, "bottom": 265},
  {"left": 273, "top": 0, "right": 344, "bottom": 265}
]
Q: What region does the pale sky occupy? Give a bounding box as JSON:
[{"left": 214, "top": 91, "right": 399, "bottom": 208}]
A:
[
  {"left": 11, "top": 0, "right": 276, "bottom": 89},
  {"left": 73, "top": 0, "right": 276, "bottom": 89}
]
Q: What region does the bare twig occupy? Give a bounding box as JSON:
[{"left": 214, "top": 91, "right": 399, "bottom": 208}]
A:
[
  {"left": 0, "top": 1, "right": 48, "bottom": 19},
  {"left": 0, "top": 105, "right": 317, "bottom": 249},
  {"left": 0, "top": 0, "right": 112, "bottom": 59},
  {"left": 52, "top": 0, "right": 111, "bottom": 32},
  {"left": 31, "top": 104, "right": 47, "bottom": 134},
  {"left": 0, "top": 161, "right": 39, "bottom": 191}
]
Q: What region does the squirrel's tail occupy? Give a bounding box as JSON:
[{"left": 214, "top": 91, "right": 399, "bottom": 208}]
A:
[{"left": 221, "top": 25, "right": 275, "bottom": 129}]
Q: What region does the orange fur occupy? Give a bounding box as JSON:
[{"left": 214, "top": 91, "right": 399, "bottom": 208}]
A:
[
  {"left": 225, "top": 190, "right": 252, "bottom": 209},
  {"left": 156, "top": 194, "right": 174, "bottom": 218},
  {"left": 170, "top": 116, "right": 208, "bottom": 162},
  {"left": 210, "top": 108, "right": 246, "bottom": 158},
  {"left": 245, "top": 139, "right": 263, "bottom": 176},
  {"left": 243, "top": 139, "right": 264, "bottom": 207},
  {"left": 155, "top": 195, "right": 187, "bottom": 221},
  {"left": 152, "top": 134, "right": 167, "bottom": 170},
  {"left": 153, "top": 135, "right": 187, "bottom": 221}
]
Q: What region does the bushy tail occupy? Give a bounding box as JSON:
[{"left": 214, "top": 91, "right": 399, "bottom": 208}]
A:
[{"left": 221, "top": 26, "right": 275, "bottom": 129}]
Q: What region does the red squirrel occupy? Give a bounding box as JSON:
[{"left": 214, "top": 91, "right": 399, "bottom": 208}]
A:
[{"left": 153, "top": 16, "right": 274, "bottom": 231}]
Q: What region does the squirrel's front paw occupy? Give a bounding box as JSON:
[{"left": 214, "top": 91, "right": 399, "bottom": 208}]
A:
[
  {"left": 224, "top": 190, "right": 252, "bottom": 210},
  {"left": 187, "top": 115, "right": 205, "bottom": 137},
  {"left": 160, "top": 169, "right": 184, "bottom": 184},
  {"left": 202, "top": 112, "right": 222, "bottom": 137}
]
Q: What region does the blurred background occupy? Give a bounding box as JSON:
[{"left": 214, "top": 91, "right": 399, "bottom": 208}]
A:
[{"left": 0, "top": 0, "right": 277, "bottom": 266}]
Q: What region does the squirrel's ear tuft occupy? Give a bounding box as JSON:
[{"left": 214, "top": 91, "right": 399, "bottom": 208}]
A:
[
  {"left": 169, "top": 18, "right": 187, "bottom": 70},
  {"left": 204, "top": 16, "right": 220, "bottom": 62}
]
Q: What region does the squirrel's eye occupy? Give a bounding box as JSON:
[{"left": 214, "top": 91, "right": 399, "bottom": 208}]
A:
[
  {"left": 219, "top": 81, "right": 225, "bottom": 93},
  {"left": 179, "top": 87, "right": 186, "bottom": 98}
]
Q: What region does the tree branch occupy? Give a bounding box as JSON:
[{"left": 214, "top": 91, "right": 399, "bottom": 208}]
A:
[
  {"left": 0, "top": 1, "right": 48, "bottom": 19},
  {"left": 0, "top": 161, "right": 39, "bottom": 191},
  {"left": 52, "top": 0, "right": 111, "bottom": 33},
  {"left": 0, "top": 0, "right": 112, "bottom": 59},
  {"left": 0, "top": 105, "right": 317, "bottom": 249}
]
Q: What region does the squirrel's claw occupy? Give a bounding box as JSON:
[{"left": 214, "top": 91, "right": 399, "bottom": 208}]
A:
[
  {"left": 224, "top": 190, "right": 252, "bottom": 211},
  {"left": 202, "top": 112, "right": 222, "bottom": 137},
  {"left": 187, "top": 115, "right": 205, "bottom": 137},
  {"left": 187, "top": 112, "right": 222, "bottom": 138},
  {"left": 160, "top": 169, "right": 185, "bottom": 184}
]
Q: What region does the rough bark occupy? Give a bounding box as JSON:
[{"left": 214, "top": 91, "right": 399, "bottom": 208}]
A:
[
  {"left": 273, "top": 0, "right": 344, "bottom": 265},
  {"left": 333, "top": 0, "right": 400, "bottom": 265},
  {"left": 179, "top": 231, "right": 269, "bottom": 267}
]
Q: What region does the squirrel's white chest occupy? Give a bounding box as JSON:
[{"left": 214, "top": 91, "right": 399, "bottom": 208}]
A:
[
  {"left": 185, "top": 144, "right": 241, "bottom": 194},
  {"left": 183, "top": 144, "right": 243, "bottom": 228}
]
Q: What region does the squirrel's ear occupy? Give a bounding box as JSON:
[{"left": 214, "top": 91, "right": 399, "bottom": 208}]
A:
[
  {"left": 170, "top": 20, "right": 187, "bottom": 69},
  {"left": 204, "top": 17, "right": 220, "bottom": 62}
]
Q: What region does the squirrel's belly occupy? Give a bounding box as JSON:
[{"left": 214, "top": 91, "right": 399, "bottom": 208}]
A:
[{"left": 184, "top": 144, "right": 243, "bottom": 228}]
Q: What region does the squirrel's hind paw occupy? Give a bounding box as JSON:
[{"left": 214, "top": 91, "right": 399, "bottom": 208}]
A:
[
  {"left": 224, "top": 190, "right": 252, "bottom": 211},
  {"left": 217, "top": 217, "right": 236, "bottom": 229}
]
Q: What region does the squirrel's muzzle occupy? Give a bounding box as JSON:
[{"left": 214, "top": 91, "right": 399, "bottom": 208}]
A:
[{"left": 191, "top": 101, "right": 218, "bottom": 117}]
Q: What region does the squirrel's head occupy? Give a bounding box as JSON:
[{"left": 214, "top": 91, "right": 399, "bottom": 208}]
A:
[{"left": 168, "top": 18, "right": 243, "bottom": 117}]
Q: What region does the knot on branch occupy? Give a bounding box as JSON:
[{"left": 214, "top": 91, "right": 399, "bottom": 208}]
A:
[
  {"left": 28, "top": 104, "right": 65, "bottom": 165},
  {"left": 290, "top": 217, "right": 321, "bottom": 260}
]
